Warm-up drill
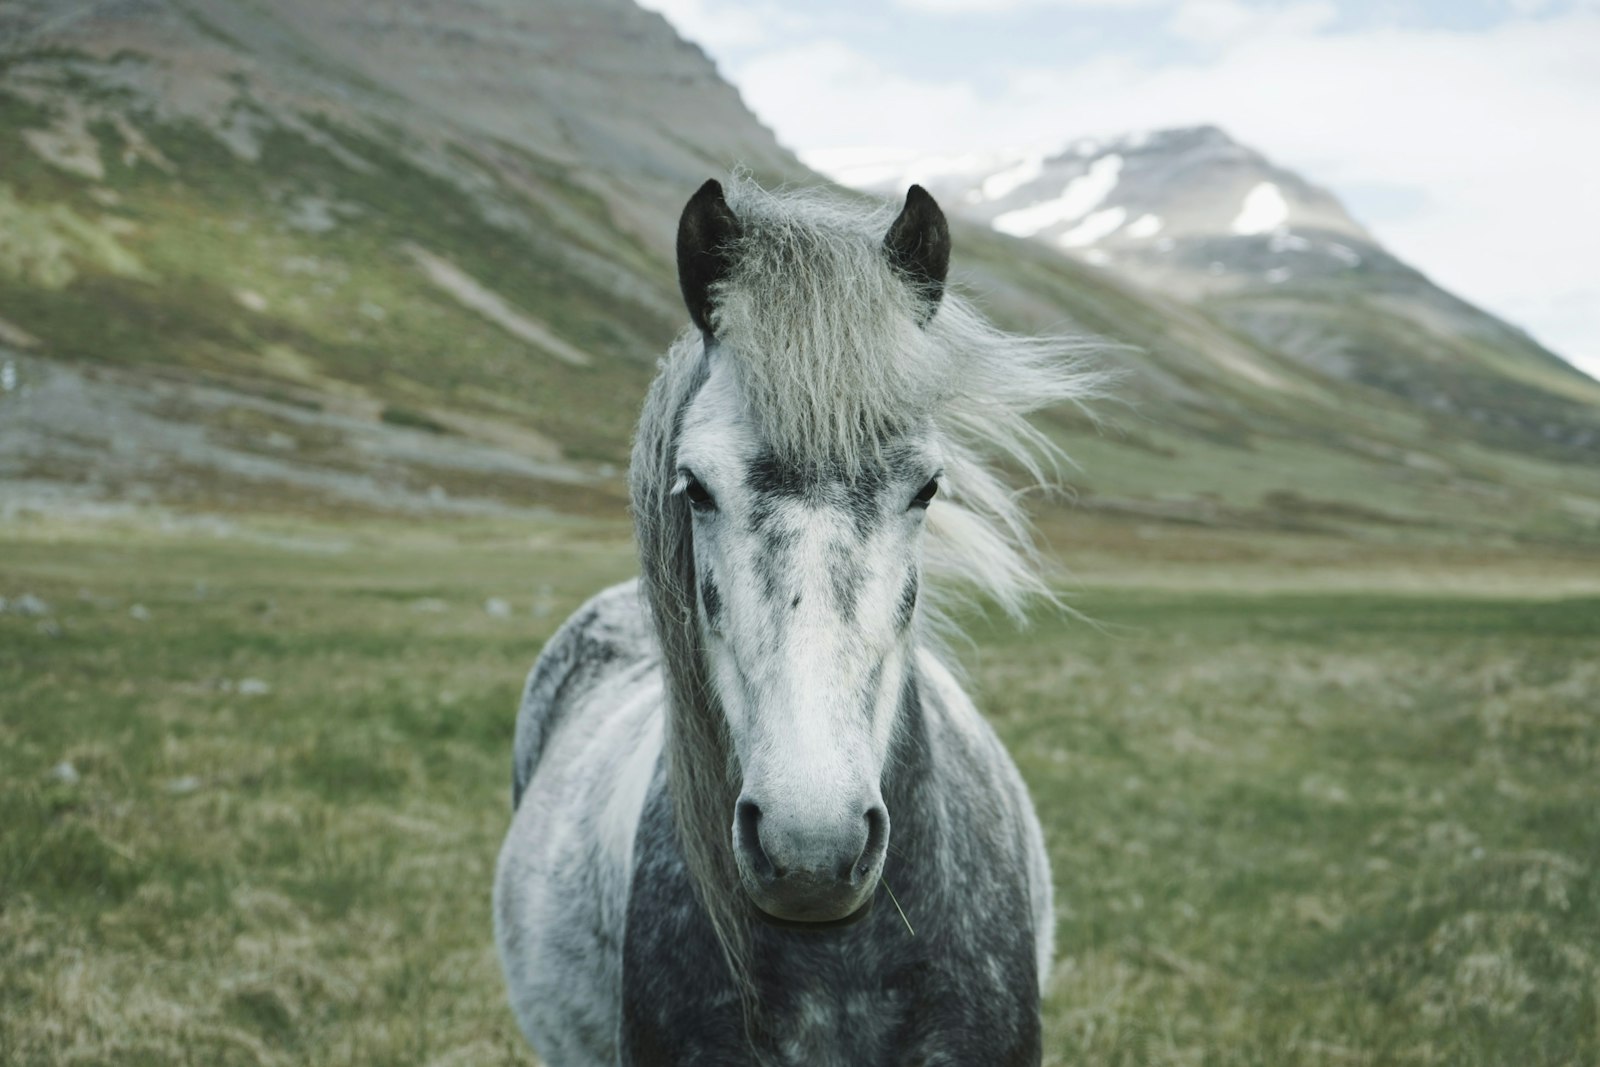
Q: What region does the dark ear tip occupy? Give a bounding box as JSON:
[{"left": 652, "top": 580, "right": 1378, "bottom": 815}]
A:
[
  {"left": 678, "top": 178, "right": 740, "bottom": 336},
  {"left": 904, "top": 184, "right": 943, "bottom": 218},
  {"left": 884, "top": 184, "right": 950, "bottom": 324}
]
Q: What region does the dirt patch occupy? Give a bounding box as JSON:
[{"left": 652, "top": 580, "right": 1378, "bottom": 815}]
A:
[{"left": 404, "top": 243, "right": 591, "bottom": 367}]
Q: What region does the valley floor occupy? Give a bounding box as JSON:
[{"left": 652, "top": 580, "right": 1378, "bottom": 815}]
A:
[{"left": 1, "top": 510, "right": 1596, "bottom": 1065}]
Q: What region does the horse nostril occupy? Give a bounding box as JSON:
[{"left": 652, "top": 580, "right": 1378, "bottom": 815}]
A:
[
  {"left": 736, "top": 799, "right": 776, "bottom": 880},
  {"left": 851, "top": 805, "right": 890, "bottom": 884}
]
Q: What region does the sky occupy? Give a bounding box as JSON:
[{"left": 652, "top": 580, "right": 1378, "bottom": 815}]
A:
[{"left": 636, "top": 0, "right": 1600, "bottom": 379}]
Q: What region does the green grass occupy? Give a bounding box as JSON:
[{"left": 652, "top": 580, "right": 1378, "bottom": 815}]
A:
[
  {"left": 977, "top": 591, "right": 1599, "bottom": 1064},
  {"left": 3, "top": 513, "right": 1596, "bottom": 1064},
  {"left": 0, "top": 515, "right": 629, "bottom": 1066}
]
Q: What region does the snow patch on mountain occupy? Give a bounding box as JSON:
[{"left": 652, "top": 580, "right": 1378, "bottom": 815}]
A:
[
  {"left": 1061, "top": 207, "right": 1128, "bottom": 248},
  {"left": 1127, "top": 213, "right": 1163, "bottom": 239},
  {"left": 993, "top": 155, "right": 1123, "bottom": 238},
  {"left": 978, "top": 155, "right": 1045, "bottom": 202},
  {"left": 1232, "top": 182, "right": 1289, "bottom": 235}
]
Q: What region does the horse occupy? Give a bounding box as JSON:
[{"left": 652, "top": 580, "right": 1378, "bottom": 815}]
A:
[{"left": 494, "top": 176, "right": 1097, "bottom": 1065}]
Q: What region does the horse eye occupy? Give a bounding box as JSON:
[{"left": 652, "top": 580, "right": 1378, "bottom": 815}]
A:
[
  {"left": 684, "top": 476, "right": 716, "bottom": 512},
  {"left": 910, "top": 478, "right": 939, "bottom": 509}
]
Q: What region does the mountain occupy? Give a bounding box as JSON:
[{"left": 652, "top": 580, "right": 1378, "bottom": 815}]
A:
[
  {"left": 817, "top": 126, "right": 1372, "bottom": 291},
  {"left": 2, "top": 2, "right": 1598, "bottom": 547},
  {"left": 0, "top": 0, "right": 801, "bottom": 512},
  {"left": 814, "top": 127, "right": 1600, "bottom": 461}
]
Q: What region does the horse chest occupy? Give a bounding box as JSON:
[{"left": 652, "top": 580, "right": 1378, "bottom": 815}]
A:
[{"left": 620, "top": 789, "right": 1042, "bottom": 1066}]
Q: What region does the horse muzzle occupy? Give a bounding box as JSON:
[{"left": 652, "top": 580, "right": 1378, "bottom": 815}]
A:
[{"left": 733, "top": 796, "right": 890, "bottom": 924}]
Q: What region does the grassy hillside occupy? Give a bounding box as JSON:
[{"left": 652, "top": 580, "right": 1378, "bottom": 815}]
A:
[
  {"left": 954, "top": 230, "right": 1600, "bottom": 547},
  {"left": 3, "top": 513, "right": 1597, "bottom": 1064},
  {"left": 1205, "top": 276, "right": 1600, "bottom": 465},
  {"left": 0, "top": 65, "right": 665, "bottom": 465}
]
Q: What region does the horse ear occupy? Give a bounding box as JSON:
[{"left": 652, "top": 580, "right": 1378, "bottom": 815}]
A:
[
  {"left": 677, "top": 179, "right": 742, "bottom": 337},
  {"left": 884, "top": 184, "right": 951, "bottom": 323}
]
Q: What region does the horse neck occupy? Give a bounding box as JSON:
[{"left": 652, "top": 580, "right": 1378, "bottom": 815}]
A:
[{"left": 880, "top": 657, "right": 939, "bottom": 856}]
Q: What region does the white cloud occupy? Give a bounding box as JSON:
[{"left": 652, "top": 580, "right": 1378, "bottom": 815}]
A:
[
  {"left": 734, "top": 41, "right": 994, "bottom": 154},
  {"left": 1166, "top": 0, "right": 1336, "bottom": 45},
  {"left": 633, "top": 0, "right": 788, "bottom": 50},
  {"left": 728, "top": 12, "right": 1600, "bottom": 376},
  {"left": 894, "top": 0, "right": 1162, "bottom": 10}
]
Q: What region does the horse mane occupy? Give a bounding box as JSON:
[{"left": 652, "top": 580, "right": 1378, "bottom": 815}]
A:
[{"left": 630, "top": 175, "right": 1103, "bottom": 1009}]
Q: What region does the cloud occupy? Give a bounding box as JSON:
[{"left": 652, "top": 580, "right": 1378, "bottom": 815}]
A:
[
  {"left": 892, "top": 0, "right": 1163, "bottom": 10},
  {"left": 1165, "top": 0, "right": 1336, "bottom": 44},
  {"left": 732, "top": 41, "right": 996, "bottom": 153},
  {"left": 633, "top": 0, "right": 792, "bottom": 50},
  {"left": 727, "top": 11, "right": 1600, "bottom": 374}
]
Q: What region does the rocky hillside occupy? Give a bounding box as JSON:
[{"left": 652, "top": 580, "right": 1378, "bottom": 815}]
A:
[{"left": 2, "top": 1, "right": 1598, "bottom": 546}]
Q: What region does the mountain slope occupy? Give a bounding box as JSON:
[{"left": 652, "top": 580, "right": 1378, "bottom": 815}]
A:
[
  {"left": 818, "top": 127, "right": 1600, "bottom": 461},
  {"left": 0, "top": 0, "right": 807, "bottom": 510},
  {"left": 1, "top": 2, "right": 1597, "bottom": 546}
]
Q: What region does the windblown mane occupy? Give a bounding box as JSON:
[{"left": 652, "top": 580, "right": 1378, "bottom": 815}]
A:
[{"left": 630, "top": 176, "right": 1102, "bottom": 1009}]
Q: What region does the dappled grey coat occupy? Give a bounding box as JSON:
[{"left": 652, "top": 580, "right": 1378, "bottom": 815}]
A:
[{"left": 495, "top": 176, "right": 1098, "bottom": 1065}]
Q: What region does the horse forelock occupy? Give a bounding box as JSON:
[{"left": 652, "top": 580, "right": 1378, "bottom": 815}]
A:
[
  {"left": 701, "top": 174, "right": 1108, "bottom": 621},
  {"left": 709, "top": 179, "right": 940, "bottom": 471}
]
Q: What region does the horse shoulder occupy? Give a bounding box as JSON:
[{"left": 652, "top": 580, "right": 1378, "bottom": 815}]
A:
[
  {"left": 511, "top": 579, "right": 655, "bottom": 808},
  {"left": 914, "top": 647, "right": 1056, "bottom": 994},
  {"left": 496, "top": 580, "right": 664, "bottom": 1066}
]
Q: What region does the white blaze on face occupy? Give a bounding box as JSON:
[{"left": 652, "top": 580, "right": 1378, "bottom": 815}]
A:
[{"left": 675, "top": 358, "right": 937, "bottom": 877}]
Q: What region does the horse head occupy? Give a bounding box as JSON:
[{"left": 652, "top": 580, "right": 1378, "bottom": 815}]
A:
[
  {"left": 668, "top": 180, "right": 949, "bottom": 924},
  {"left": 632, "top": 176, "right": 1092, "bottom": 946}
]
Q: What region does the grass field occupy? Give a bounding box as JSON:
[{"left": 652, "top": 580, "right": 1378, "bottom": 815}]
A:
[{"left": 2, "top": 511, "right": 1597, "bottom": 1065}]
